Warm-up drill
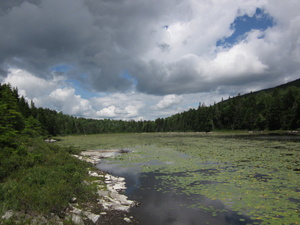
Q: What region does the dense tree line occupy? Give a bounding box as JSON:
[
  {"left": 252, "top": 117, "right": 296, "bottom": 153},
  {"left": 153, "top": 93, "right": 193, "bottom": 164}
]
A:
[
  {"left": 0, "top": 84, "right": 43, "bottom": 147},
  {"left": 0, "top": 83, "right": 156, "bottom": 136},
  {"left": 1, "top": 79, "right": 299, "bottom": 138},
  {"left": 156, "top": 80, "right": 300, "bottom": 132}
]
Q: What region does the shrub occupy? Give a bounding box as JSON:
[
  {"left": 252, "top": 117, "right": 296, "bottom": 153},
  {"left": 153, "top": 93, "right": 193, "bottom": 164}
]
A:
[{"left": 0, "top": 138, "right": 96, "bottom": 216}]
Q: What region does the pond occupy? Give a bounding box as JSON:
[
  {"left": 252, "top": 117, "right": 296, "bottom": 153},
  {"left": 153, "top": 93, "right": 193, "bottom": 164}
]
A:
[
  {"left": 57, "top": 133, "right": 300, "bottom": 225},
  {"left": 97, "top": 158, "right": 256, "bottom": 225}
]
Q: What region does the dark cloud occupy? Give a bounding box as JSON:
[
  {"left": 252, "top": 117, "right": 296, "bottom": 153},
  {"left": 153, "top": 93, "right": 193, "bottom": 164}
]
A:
[
  {"left": 0, "top": 0, "right": 299, "bottom": 97},
  {"left": 0, "top": 0, "right": 95, "bottom": 74},
  {"left": 0, "top": 0, "right": 41, "bottom": 16},
  {"left": 158, "top": 42, "right": 171, "bottom": 53},
  {"left": 130, "top": 58, "right": 209, "bottom": 95}
]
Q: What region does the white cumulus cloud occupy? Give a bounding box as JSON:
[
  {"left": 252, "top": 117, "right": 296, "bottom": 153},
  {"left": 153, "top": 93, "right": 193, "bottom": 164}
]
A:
[{"left": 156, "top": 95, "right": 183, "bottom": 110}]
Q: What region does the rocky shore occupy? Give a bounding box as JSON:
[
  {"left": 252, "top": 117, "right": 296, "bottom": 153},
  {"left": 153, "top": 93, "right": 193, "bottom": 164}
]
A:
[
  {"left": 71, "top": 149, "right": 139, "bottom": 224},
  {"left": 1, "top": 149, "right": 139, "bottom": 225}
]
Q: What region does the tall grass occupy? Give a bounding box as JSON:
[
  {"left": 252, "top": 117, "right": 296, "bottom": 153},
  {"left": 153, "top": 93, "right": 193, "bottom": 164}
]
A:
[{"left": 0, "top": 137, "right": 96, "bottom": 217}]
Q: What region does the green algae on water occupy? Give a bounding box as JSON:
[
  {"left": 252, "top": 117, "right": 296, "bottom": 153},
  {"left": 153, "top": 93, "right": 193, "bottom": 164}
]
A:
[{"left": 56, "top": 133, "right": 300, "bottom": 225}]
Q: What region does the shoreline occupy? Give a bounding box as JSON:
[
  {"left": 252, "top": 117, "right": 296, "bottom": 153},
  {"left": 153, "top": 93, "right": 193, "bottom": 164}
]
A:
[
  {"left": 72, "top": 149, "right": 139, "bottom": 225},
  {"left": 1, "top": 149, "right": 139, "bottom": 225}
]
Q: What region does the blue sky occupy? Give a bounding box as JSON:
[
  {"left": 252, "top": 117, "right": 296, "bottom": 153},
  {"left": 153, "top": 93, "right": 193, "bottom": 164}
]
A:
[
  {"left": 1, "top": 0, "right": 299, "bottom": 120},
  {"left": 217, "top": 8, "right": 275, "bottom": 46}
]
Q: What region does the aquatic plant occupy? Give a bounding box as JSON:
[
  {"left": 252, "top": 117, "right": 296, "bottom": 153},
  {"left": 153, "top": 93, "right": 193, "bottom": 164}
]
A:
[{"left": 56, "top": 133, "right": 300, "bottom": 224}]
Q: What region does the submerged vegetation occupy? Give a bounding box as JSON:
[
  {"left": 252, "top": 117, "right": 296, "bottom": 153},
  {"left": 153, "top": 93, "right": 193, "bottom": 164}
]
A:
[{"left": 57, "top": 133, "right": 300, "bottom": 225}]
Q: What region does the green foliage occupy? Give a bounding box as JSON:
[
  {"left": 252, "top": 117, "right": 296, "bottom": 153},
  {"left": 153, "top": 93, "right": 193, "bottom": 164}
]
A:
[
  {"left": 157, "top": 80, "right": 300, "bottom": 132},
  {"left": 0, "top": 137, "right": 95, "bottom": 215},
  {"left": 22, "top": 116, "right": 44, "bottom": 137},
  {"left": 0, "top": 84, "right": 97, "bottom": 218},
  {"left": 0, "top": 85, "right": 24, "bottom": 147}
]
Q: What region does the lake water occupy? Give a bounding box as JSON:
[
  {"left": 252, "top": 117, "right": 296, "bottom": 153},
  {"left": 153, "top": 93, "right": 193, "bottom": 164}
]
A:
[
  {"left": 90, "top": 134, "right": 300, "bottom": 225},
  {"left": 97, "top": 154, "right": 255, "bottom": 225}
]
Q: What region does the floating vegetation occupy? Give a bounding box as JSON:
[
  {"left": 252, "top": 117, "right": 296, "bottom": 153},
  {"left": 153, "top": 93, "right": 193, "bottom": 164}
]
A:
[{"left": 57, "top": 133, "right": 300, "bottom": 224}]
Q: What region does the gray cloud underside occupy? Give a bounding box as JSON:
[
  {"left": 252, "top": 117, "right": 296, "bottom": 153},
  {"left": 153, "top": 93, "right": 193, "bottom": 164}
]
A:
[{"left": 0, "top": 0, "right": 299, "bottom": 96}]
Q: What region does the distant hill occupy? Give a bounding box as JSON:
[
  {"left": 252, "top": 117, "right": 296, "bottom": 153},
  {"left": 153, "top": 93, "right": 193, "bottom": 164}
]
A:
[
  {"left": 264, "top": 78, "right": 300, "bottom": 91},
  {"left": 157, "top": 77, "right": 300, "bottom": 131},
  {"left": 224, "top": 78, "right": 300, "bottom": 102}
]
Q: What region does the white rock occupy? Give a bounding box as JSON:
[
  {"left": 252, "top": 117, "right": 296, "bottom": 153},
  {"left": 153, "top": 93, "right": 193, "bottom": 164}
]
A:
[
  {"left": 2, "top": 210, "right": 14, "bottom": 219},
  {"left": 89, "top": 171, "right": 102, "bottom": 177},
  {"left": 84, "top": 211, "right": 100, "bottom": 223},
  {"left": 97, "top": 189, "right": 109, "bottom": 197},
  {"left": 117, "top": 177, "right": 125, "bottom": 182},
  {"left": 71, "top": 207, "right": 82, "bottom": 215},
  {"left": 118, "top": 194, "right": 130, "bottom": 203},
  {"left": 70, "top": 197, "right": 77, "bottom": 203},
  {"left": 113, "top": 205, "right": 131, "bottom": 211},
  {"left": 113, "top": 183, "right": 126, "bottom": 190},
  {"left": 75, "top": 149, "right": 136, "bottom": 216},
  {"left": 124, "top": 217, "right": 131, "bottom": 223},
  {"left": 71, "top": 214, "right": 84, "bottom": 225}
]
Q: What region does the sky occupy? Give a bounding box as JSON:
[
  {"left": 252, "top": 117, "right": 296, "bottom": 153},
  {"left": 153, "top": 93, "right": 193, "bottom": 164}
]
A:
[{"left": 0, "top": 0, "right": 299, "bottom": 121}]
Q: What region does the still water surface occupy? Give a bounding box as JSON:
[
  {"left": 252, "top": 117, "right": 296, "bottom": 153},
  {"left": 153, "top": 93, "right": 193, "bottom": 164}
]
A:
[
  {"left": 55, "top": 133, "right": 299, "bottom": 224},
  {"left": 97, "top": 158, "right": 253, "bottom": 225}
]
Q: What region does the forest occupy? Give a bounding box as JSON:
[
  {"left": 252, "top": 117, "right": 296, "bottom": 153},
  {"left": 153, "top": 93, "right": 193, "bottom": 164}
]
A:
[
  {"left": 0, "top": 83, "right": 96, "bottom": 222},
  {"left": 1, "top": 79, "right": 299, "bottom": 138},
  {"left": 158, "top": 79, "right": 300, "bottom": 132}
]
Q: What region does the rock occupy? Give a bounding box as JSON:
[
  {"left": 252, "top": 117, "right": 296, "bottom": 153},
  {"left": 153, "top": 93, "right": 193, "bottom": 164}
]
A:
[
  {"left": 77, "top": 149, "right": 131, "bottom": 165},
  {"left": 112, "top": 182, "right": 126, "bottom": 191},
  {"left": 71, "top": 214, "right": 84, "bottom": 225},
  {"left": 30, "top": 215, "right": 49, "bottom": 225},
  {"left": 89, "top": 171, "right": 102, "bottom": 177},
  {"left": 44, "top": 138, "right": 57, "bottom": 143},
  {"left": 112, "top": 205, "right": 132, "bottom": 212},
  {"left": 1, "top": 210, "right": 65, "bottom": 225},
  {"left": 84, "top": 211, "right": 100, "bottom": 223},
  {"left": 97, "top": 189, "right": 109, "bottom": 197},
  {"left": 71, "top": 207, "right": 83, "bottom": 215},
  {"left": 117, "top": 177, "right": 125, "bottom": 182},
  {"left": 73, "top": 148, "right": 136, "bottom": 220},
  {"left": 70, "top": 197, "right": 77, "bottom": 203},
  {"left": 124, "top": 217, "right": 132, "bottom": 223},
  {"left": 2, "top": 210, "right": 14, "bottom": 219}
]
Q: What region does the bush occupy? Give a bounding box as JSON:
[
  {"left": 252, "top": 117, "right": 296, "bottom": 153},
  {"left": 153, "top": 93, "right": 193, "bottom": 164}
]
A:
[{"left": 0, "top": 138, "right": 95, "bottom": 216}]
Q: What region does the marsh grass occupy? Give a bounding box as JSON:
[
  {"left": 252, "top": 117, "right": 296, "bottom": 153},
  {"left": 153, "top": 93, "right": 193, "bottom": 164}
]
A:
[
  {"left": 55, "top": 132, "right": 300, "bottom": 225},
  {"left": 0, "top": 137, "right": 97, "bottom": 220}
]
